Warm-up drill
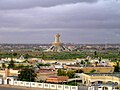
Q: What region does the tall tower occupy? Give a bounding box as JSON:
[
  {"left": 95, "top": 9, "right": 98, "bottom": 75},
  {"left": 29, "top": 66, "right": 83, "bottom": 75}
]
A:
[
  {"left": 55, "top": 33, "right": 60, "bottom": 42},
  {"left": 45, "top": 33, "right": 69, "bottom": 52},
  {"left": 52, "top": 33, "right": 62, "bottom": 46}
]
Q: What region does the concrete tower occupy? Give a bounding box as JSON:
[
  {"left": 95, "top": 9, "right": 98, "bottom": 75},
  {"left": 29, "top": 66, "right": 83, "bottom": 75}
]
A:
[
  {"left": 45, "top": 33, "right": 69, "bottom": 52},
  {"left": 52, "top": 33, "right": 62, "bottom": 46},
  {"left": 55, "top": 33, "right": 60, "bottom": 42}
]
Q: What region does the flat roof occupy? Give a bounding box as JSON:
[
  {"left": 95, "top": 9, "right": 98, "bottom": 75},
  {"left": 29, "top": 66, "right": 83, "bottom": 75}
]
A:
[
  {"left": 92, "top": 84, "right": 118, "bottom": 87},
  {"left": 7, "top": 76, "right": 18, "bottom": 78},
  {"left": 87, "top": 73, "right": 120, "bottom": 78}
]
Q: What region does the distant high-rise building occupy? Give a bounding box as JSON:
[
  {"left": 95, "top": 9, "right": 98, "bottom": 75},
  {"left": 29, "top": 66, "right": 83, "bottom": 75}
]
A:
[{"left": 45, "top": 33, "right": 69, "bottom": 52}]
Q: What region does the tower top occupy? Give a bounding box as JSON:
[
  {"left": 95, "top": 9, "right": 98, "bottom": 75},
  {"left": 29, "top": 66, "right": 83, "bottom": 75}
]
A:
[
  {"left": 45, "top": 33, "right": 70, "bottom": 52},
  {"left": 54, "top": 33, "right": 61, "bottom": 43},
  {"left": 55, "top": 33, "right": 60, "bottom": 38}
]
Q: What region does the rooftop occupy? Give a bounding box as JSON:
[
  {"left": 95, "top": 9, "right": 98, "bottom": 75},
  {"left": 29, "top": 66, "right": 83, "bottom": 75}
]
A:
[
  {"left": 92, "top": 84, "right": 118, "bottom": 87},
  {"left": 88, "top": 73, "right": 120, "bottom": 78}
]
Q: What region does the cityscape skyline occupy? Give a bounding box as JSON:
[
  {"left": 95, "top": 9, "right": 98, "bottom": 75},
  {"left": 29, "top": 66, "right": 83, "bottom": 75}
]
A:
[{"left": 0, "top": 0, "right": 120, "bottom": 44}]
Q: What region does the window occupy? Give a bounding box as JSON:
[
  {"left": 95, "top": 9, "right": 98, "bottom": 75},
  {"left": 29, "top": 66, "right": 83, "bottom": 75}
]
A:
[
  {"left": 51, "top": 85, "right": 55, "bottom": 87},
  {"left": 45, "top": 84, "right": 48, "bottom": 87},
  {"left": 26, "top": 83, "right": 29, "bottom": 85},
  {"left": 115, "top": 87, "right": 119, "bottom": 89},
  {"left": 58, "top": 86, "right": 61, "bottom": 88},
  {"left": 102, "top": 87, "right": 108, "bottom": 90},
  {"left": 72, "top": 87, "right": 76, "bottom": 89},
  {"left": 38, "top": 84, "right": 42, "bottom": 86},
  {"left": 65, "top": 86, "right": 68, "bottom": 89}
]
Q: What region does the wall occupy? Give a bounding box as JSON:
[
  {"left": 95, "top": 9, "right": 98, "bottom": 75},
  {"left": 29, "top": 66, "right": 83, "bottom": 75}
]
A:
[
  {"left": 0, "top": 78, "right": 3, "bottom": 84},
  {"left": 81, "top": 67, "right": 114, "bottom": 73},
  {"left": 81, "top": 73, "right": 120, "bottom": 86},
  {"left": 0, "top": 68, "right": 19, "bottom": 78},
  {"left": 13, "top": 81, "right": 78, "bottom": 90},
  {"left": 88, "top": 86, "right": 119, "bottom": 90}
]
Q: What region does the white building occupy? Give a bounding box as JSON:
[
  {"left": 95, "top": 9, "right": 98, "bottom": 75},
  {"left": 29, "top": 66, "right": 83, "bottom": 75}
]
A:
[{"left": 88, "top": 84, "right": 119, "bottom": 90}]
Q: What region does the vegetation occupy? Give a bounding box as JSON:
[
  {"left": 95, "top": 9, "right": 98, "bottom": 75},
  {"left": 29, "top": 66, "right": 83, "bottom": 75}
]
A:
[
  {"left": 24, "top": 54, "right": 31, "bottom": 59},
  {"left": 0, "top": 50, "right": 120, "bottom": 60},
  {"left": 2, "top": 63, "right": 6, "bottom": 68},
  {"left": 80, "top": 60, "right": 84, "bottom": 64},
  {"left": 39, "top": 80, "right": 45, "bottom": 83},
  {"left": 66, "top": 70, "right": 75, "bottom": 78},
  {"left": 18, "top": 67, "right": 37, "bottom": 82},
  {"left": 75, "top": 69, "right": 84, "bottom": 73},
  {"left": 57, "top": 69, "right": 66, "bottom": 76},
  {"left": 15, "top": 64, "right": 30, "bottom": 69},
  {"left": 114, "top": 62, "right": 120, "bottom": 72},
  {"left": 57, "top": 69, "right": 75, "bottom": 78},
  {"left": 8, "top": 60, "right": 15, "bottom": 68},
  {"left": 37, "top": 63, "right": 50, "bottom": 66},
  {"left": 90, "top": 69, "right": 96, "bottom": 73}
]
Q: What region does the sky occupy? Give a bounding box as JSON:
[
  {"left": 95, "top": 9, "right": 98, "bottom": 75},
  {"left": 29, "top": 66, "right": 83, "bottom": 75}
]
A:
[{"left": 0, "top": 0, "right": 120, "bottom": 44}]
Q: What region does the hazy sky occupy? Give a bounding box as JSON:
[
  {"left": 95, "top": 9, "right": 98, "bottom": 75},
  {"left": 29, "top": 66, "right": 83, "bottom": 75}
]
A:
[{"left": 0, "top": 0, "right": 120, "bottom": 44}]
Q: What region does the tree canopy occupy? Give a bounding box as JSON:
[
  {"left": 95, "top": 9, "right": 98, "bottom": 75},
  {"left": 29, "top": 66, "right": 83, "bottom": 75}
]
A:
[
  {"left": 57, "top": 69, "right": 75, "bottom": 78},
  {"left": 57, "top": 69, "right": 66, "bottom": 76},
  {"left": 8, "top": 60, "right": 15, "bottom": 68},
  {"left": 18, "top": 67, "right": 37, "bottom": 82},
  {"left": 66, "top": 70, "right": 75, "bottom": 78},
  {"left": 114, "top": 62, "right": 120, "bottom": 72}
]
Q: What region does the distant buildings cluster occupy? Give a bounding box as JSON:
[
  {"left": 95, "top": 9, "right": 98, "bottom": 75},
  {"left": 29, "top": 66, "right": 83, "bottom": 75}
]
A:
[{"left": 0, "top": 34, "right": 120, "bottom": 52}]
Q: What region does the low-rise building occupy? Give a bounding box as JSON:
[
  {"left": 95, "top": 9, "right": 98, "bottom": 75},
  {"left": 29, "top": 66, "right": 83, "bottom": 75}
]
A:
[
  {"left": 64, "top": 65, "right": 114, "bottom": 73},
  {"left": 88, "top": 84, "right": 119, "bottom": 90},
  {"left": 46, "top": 76, "right": 68, "bottom": 83},
  {"left": 36, "top": 68, "right": 57, "bottom": 81},
  {"left": 81, "top": 73, "right": 120, "bottom": 86},
  {"left": 0, "top": 68, "right": 20, "bottom": 78}
]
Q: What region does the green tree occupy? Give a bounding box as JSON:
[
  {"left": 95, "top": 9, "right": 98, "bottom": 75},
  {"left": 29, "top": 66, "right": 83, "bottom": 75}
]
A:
[
  {"left": 18, "top": 67, "right": 37, "bottom": 82},
  {"left": 94, "top": 51, "right": 97, "bottom": 55},
  {"left": 114, "top": 62, "right": 119, "bottom": 72},
  {"left": 2, "top": 63, "right": 6, "bottom": 68},
  {"left": 95, "top": 62, "right": 98, "bottom": 67},
  {"left": 94, "top": 51, "right": 97, "bottom": 57},
  {"left": 90, "top": 69, "right": 96, "bottom": 73},
  {"left": 24, "top": 54, "right": 30, "bottom": 59},
  {"left": 13, "top": 53, "right": 18, "bottom": 57},
  {"left": 75, "top": 69, "right": 84, "bottom": 73},
  {"left": 8, "top": 60, "right": 15, "bottom": 68},
  {"left": 23, "top": 59, "right": 29, "bottom": 63},
  {"left": 57, "top": 69, "right": 66, "bottom": 76},
  {"left": 118, "top": 51, "right": 120, "bottom": 55},
  {"left": 67, "top": 70, "right": 75, "bottom": 78},
  {"left": 41, "top": 52, "right": 46, "bottom": 60},
  {"left": 80, "top": 60, "right": 84, "bottom": 64},
  {"left": 98, "top": 57, "right": 102, "bottom": 63},
  {"left": 16, "top": 64, "right": 29, "bottom": 69}
]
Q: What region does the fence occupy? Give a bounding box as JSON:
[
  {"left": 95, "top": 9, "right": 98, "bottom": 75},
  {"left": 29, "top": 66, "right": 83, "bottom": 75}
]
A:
[{"left": 13, "top": 81, "right": 78, "bottom": 90}]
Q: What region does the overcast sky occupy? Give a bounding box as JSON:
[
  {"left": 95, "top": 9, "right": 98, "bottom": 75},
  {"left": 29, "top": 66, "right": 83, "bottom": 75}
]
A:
[{"left": 0, "top": 0, "right": 120, "bottom": 44}]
